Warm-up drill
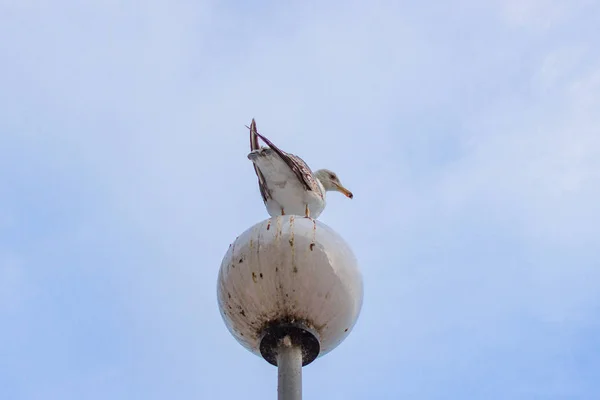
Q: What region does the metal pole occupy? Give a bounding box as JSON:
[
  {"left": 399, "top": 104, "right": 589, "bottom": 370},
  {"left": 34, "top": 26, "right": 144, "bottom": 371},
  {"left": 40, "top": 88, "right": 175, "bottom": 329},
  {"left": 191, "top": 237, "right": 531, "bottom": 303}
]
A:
[{"left": 277, "top": 335, "right": 302, "bottom": 400}]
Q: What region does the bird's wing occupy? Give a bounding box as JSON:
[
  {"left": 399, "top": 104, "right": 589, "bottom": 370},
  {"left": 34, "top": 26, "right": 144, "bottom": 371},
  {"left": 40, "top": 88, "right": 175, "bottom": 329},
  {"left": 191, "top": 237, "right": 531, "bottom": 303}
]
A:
[
  {"left": 249, "top": 119, "right": 271, "bottom": 203},
  {"left": 288, "top": 154, "right": 322, "bottom": 196},
  {"left": 250, "top": 118, "right": 260, "bottom": 151},
  {"left": 251, "top": 128, "right": 320, "bottom": 194}
]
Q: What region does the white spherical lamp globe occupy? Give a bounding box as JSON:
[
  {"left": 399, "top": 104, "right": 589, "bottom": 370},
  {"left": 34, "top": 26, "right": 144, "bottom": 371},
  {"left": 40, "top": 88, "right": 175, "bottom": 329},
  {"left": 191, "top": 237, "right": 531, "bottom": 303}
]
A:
[{"left": 217, "top": 215, "right": 363, "bottom": 366}]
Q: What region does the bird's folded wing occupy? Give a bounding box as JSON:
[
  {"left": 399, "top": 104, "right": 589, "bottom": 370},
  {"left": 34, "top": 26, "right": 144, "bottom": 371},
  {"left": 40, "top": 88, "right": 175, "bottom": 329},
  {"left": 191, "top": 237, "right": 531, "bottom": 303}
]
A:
[{"left": 251, "top": 129, "right": 317, "bottom": 193}]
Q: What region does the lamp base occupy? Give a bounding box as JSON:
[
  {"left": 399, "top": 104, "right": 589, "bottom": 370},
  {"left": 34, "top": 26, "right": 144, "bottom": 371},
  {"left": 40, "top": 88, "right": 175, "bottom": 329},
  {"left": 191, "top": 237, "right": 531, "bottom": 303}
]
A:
[{"left": 259, "top": 320, "right": 320, "bottom": 367}]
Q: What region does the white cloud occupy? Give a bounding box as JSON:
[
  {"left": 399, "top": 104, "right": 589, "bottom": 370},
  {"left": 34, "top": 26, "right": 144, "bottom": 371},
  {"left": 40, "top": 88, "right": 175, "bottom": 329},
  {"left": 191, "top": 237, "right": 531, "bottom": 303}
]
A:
[
  {"left": 499, "top": 0, "right": 593, "bottom": 30},
  {"left": 436, "top": 52, "right": 600, "bottom": 243}
]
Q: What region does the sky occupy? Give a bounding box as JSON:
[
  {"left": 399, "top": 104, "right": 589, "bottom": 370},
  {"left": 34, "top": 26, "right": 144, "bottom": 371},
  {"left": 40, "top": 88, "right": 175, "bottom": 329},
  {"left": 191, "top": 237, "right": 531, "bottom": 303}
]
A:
[{"left": 1, "top": 0, "right": 599, "bottom": 399}]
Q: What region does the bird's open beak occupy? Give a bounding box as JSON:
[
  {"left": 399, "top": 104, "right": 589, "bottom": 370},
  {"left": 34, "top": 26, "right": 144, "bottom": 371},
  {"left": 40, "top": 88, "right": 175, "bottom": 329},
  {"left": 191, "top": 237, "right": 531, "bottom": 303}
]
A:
[{"left": 335, "top": 183, "right": 354, "bottom": 199}]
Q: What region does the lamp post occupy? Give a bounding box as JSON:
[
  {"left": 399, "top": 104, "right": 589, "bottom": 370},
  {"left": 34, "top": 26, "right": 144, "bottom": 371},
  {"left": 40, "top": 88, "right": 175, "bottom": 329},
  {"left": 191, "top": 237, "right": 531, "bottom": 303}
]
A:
[{"left": 217, "top": 215, "right": 363, "bottom": 399}]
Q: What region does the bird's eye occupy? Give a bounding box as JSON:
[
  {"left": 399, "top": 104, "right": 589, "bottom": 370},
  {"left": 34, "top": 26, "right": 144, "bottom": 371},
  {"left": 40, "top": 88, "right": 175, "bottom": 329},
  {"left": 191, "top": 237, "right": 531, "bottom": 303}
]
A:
[{"left": 329, "top": 173, "right": 337, "bottom": 180}]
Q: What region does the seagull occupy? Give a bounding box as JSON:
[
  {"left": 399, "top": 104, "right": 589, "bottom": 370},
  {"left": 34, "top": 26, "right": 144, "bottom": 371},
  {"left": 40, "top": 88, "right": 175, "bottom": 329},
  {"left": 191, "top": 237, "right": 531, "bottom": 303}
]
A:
[{"left": 247, "top": 119, "right": 353, "bottom": 219}]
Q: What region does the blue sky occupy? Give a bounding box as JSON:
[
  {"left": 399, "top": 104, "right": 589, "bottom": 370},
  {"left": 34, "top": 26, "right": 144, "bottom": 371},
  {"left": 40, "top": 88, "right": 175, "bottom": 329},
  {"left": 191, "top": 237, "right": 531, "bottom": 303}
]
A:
[{"left": 1, "top": 0, "right": 600, "bottom": 398}]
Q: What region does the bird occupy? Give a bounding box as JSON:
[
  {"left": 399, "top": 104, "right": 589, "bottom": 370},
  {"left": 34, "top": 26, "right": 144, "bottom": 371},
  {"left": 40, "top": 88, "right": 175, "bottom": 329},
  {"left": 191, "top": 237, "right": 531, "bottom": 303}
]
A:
[{"left": 247, "top": 118, "right": 353, "bottom": 219}]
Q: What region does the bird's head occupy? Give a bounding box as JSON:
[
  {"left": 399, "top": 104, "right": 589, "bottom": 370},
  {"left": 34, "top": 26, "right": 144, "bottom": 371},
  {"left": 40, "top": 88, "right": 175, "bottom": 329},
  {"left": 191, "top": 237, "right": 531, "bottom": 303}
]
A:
[{"left": 315, "top": 169, "right": 353, "bottom": 199}]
